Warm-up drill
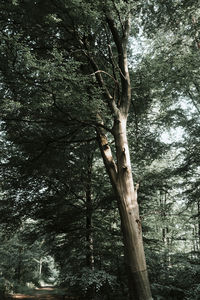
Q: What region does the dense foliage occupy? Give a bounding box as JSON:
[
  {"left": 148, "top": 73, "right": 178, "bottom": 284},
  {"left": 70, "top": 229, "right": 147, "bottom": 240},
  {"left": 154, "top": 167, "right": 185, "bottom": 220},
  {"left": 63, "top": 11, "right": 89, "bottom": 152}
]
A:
[{"left": 0, "top": 1, "right": 200, "bottom": 300}]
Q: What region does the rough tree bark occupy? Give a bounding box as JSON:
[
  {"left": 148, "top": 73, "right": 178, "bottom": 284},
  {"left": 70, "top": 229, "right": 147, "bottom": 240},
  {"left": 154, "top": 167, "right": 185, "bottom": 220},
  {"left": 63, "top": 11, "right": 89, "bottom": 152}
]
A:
[
  {"left": 92, "top": 7, "right": 153, "bottom": 300},
  {"left": 97, "top": 113, "right": 152, "bottom": 300}
]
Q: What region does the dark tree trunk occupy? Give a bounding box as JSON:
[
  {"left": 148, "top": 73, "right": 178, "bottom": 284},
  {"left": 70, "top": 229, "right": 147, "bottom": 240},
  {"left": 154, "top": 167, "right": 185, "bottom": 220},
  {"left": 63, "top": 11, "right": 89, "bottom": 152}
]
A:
[
  {"left": 85, "top": 153, "right": 95, "bottom": 300},
  {"left": 198, "top": 200, "right": 200, "bottom": 250}
]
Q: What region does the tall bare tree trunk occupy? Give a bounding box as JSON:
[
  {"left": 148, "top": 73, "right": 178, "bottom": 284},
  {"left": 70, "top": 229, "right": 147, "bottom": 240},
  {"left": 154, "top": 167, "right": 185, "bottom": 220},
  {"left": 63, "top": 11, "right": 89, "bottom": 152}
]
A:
[
  {"left": 97, "top": 111, "right": 152, "bottom": 300},
  {"left": 83, "top": 4, "right": 153, "bottom": 299},
  {"left": 94, "top": 8, "right": 152, "bottom": 300},
  {"left": 114, "top": 115, "right": 152, "bottom": 300}
]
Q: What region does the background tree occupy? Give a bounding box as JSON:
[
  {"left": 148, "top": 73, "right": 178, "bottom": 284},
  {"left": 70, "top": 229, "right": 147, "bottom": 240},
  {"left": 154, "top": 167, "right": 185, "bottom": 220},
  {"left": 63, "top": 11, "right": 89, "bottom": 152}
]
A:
[{"left": 0, "top": 1, "right": 200, "bottom": 300}]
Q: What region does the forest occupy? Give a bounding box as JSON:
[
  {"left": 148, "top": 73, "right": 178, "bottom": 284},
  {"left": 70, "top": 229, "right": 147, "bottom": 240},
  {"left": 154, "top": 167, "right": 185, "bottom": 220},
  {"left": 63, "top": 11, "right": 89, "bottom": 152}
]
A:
[{"left": 0, "top": 1, "right": 200, "bottom": 300}]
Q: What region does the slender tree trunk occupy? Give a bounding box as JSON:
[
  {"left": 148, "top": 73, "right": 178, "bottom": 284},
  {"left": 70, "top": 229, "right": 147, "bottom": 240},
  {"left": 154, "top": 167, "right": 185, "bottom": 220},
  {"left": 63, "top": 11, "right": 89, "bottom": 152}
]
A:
[
  {"left": 192, "top": 227, "right": 196, "bottom": 253},
  {"left": 160, "top": 192, "right": 170, "bottom": 266},
  {"left": 39, "top": 258, "right": 43, "bottom": 279},
  {"left": 16, "top": 246, "right": 23, "bottom": 285},
  {"left": 86, "top": 202, "right": 95, "bottom": 272},
  {"left": 198, "top": 200, "right": 200, "bottom": 250},
  {"left": 85, "top": 153, "right": 95, "bottom": 300}
]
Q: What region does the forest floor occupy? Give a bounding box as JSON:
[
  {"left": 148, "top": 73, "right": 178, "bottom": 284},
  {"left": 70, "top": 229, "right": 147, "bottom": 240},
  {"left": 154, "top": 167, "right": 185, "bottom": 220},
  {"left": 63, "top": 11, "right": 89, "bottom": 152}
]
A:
[{"left": 6, "top": 287, "right": 74, "bottom": 300}]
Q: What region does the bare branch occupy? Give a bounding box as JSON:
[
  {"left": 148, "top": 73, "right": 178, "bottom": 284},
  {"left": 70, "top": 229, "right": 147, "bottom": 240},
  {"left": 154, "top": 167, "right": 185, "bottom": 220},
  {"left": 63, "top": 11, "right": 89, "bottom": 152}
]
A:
[
  {"left": 83, "top": 49, "right": 119, "bottom": 115},
  {"left": 105, "top": 11, "right": 131, "bottom": 113},
  {"left": 90, "top": 70, "right": 119, "bottom": 84}
]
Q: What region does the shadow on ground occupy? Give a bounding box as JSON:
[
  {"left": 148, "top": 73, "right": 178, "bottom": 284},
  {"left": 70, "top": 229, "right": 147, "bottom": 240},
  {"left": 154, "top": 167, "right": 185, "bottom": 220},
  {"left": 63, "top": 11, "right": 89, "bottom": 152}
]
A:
[{"left": 7, "top": 287, "right": 77, "bottom": 300}]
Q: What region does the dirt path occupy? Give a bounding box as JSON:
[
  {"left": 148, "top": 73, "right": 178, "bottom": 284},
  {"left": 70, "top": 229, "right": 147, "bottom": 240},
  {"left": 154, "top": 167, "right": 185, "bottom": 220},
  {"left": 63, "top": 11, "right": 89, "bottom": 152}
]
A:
[{"left": 7, "top": 287, "right": 74, "bottom": 300}]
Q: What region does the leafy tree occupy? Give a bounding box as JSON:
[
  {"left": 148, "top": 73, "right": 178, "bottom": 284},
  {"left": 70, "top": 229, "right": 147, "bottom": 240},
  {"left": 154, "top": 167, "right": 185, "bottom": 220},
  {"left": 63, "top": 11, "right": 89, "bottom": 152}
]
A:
[
  {"left": 0, "top": 1, "right": 155, "bottom": 299},
  {"left": 1, "top": 1, "right": 200, "bottom": 300},
  {"left": 0, "top": 223, "right": 57, "bottom": 295}
]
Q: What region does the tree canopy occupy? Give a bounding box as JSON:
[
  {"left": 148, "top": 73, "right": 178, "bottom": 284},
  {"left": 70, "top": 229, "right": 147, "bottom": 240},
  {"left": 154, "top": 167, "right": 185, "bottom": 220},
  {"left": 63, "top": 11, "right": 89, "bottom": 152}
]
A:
[{"left": 0, "top": 1, "right": 200, "bottom": 300}]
